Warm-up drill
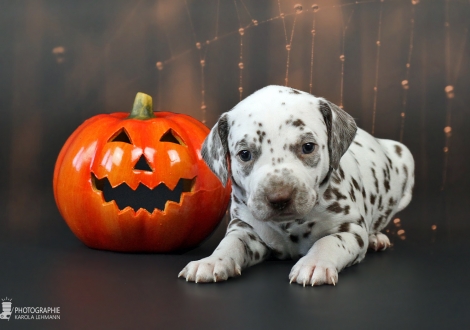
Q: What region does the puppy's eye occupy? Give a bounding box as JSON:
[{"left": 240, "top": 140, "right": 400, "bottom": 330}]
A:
[
  {"left": 238, "top": 150, "right": 252, "bottom": 162},
  {"left": 302, "top": 143, "right": 316, "bottom": 154}
]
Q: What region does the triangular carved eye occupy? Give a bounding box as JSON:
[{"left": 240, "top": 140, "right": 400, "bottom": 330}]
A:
[
  {"left": 133, "top": 155, "right": 153, "bottom": 172},
  {"left": 160, "top": 129, "right": 185, "bottom": 146},
  {"left": 108, "top": 128, "right": 132, "bottom": 144}
]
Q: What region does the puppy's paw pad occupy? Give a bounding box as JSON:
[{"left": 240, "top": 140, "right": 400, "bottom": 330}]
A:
[
  {"left": 289, "top": 258, "right": 338, "bottom": 287},
  {"left": 179, "top": 256, "right": 241, "bottom": 283}
]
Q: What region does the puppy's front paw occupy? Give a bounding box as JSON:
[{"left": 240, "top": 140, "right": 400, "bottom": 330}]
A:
[
  {"left": 289, "top": 257, "right": 338, "bottom": 287},
  {"left": 178, "top": 256, "right": 242, "bottom": 283},
  {"left": 368, "top": 232, "right": 391, "bottom": 251}
]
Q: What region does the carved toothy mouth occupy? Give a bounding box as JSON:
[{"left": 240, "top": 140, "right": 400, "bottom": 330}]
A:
[{"left": 91, "top": 173, "right": 196, "bottom": 213}]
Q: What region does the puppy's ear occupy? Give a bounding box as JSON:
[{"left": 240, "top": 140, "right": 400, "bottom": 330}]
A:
[
  {"left": 318, "top": 100, "right": 357, "bottom": 170},
  {"left": 201, "top": 113, "right": 230, "bottom": 186}
]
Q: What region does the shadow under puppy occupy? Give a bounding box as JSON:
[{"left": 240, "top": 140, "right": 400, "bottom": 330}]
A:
[{"left": 179, "top": 85, "right": 414, "bottom": 286}]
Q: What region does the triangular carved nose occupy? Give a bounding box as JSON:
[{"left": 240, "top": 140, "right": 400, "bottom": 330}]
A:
[{"left": 133, "top": 155, "right": 153, "bottom": 172}]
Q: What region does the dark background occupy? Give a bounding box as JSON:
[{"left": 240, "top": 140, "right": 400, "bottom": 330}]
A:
[{"left": 1, "top": 0, "right": 469, "bottom": 329}]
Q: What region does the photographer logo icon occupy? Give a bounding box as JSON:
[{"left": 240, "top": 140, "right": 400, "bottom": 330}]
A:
[{"left": 0, "top": 297, "right": 12, "bottom": 321}]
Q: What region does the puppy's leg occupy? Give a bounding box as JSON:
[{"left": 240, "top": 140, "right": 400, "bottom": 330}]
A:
[
  {"left": 179, "top": 219, "right": 270, "bottom": 283},
  {"left": 289, "top": 223, "right": 368, "bottom": 286}
]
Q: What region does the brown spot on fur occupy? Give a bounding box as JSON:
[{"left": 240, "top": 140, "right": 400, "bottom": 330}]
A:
[
  {"left": 338, "top": 166, "right": 345, "bottom": 180},
  {"left": 384, "top": 179, "right": 390, "bottom": 192},
  {"left": 395, "top": 145, "right": 403, "bottom": 157},
  {"left": 402, "top": 165, "right": 409, "bottom": 194},
  {"left": 354, "top": 233, "right": 364, "bottom": 248},
  {"left": 238, "top": 238, "right": 254, "bottom": 258},
  {"left": 373, "top": 217, "right": 385, "bottom": 230},
  {"left": 231, "top": 219, "right": 252, "bottom": 229},
  {"left": 371, "top": 168, "right": 379, "bottom": 193},
  {"left": 331, "top": 172, "right": 342, "bottom": 185},
  {"left": 327, "top": 202, "right": 350, "bottom": 215},
  {"left": 323, "top": 187, "right": 334, "bottom": 200},
  {"left": 325, "top": 187, "right": 347, "bottom": 200},
  {"left": 292, "top": 119, "right": 305, "bottom": 127},
  {"left": 357, "top": 215, "right": 366, "bottom": 227},
  {"left": 247, "top": 233, "right": 257, "bottom": 241},
  {"left": 349, "top": 185, "right": 356, "bottom": 202},
  {"left": 279, "top": 222, "right": 291, "bottom": 231},
  {"left": 334, "top": 234, "right": 344, "bottom": 242},
  {"left": 327, "top": 202, "right": 344, "bottom": 213},
  {"left": 233, "top": 195, "right": 241, "bottom": 204},
  {"left": 351, "top": 177, "right": 360, "bottom": 191},
  {"left": 289, "top": 234, "right": 299, "bottom": 243},
  {"left": 339, "top": 223, "right": 350, "bottom": 232},
  {"left": 295, "top": 219, "right": 305, "bottom": 225}
]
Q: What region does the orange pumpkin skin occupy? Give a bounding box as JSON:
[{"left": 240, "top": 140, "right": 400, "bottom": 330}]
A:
[{"left": 53, "top": 94, "right": 231, "bottom": 252}]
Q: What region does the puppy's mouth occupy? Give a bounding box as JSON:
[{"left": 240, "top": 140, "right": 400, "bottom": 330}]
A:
[
  {"left": 272, "top": 209, "right": 297, "bottom": 220},
  {"left": 278, "top": 211, "right": 294, "bottom": 216},
  {"left": 250, "top": 201, "right": 299, "bottom": 222}
]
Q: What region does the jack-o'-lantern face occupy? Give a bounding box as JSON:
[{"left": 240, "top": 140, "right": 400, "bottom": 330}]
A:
[
  {"left": 91, "top": 126, "right": 198, "bottom": 214},
  {"left": 54, "top": 93, "right": 231, "bottom": 252}
]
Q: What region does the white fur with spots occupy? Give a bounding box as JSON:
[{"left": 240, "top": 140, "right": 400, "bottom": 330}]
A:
[{"left": 179, "top": 85, "right": 414, "bottom": 286}]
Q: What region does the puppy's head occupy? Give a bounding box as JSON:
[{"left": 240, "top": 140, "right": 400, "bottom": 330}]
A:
[{"left": 202, "top": 85, "right": 357, "bottom": 221}]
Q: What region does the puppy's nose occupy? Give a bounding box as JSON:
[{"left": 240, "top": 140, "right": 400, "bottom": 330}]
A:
[{"left": 267, "top": 188, "right": 293, "bottom": 210}]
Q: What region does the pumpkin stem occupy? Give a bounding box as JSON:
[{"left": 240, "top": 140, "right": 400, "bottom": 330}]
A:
[{"left": 128, "top": 92, "right": 155, "bottom": 120}]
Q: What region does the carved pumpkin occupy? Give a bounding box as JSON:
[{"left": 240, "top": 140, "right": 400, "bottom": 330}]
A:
[{"left": 53, "top": 93, "right": 231, "bottom": 252}]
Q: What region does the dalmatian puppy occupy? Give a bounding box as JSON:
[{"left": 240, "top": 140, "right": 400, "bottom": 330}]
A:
[{"left": 179, "top": 85, "right": 414, "bottom": 286}]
